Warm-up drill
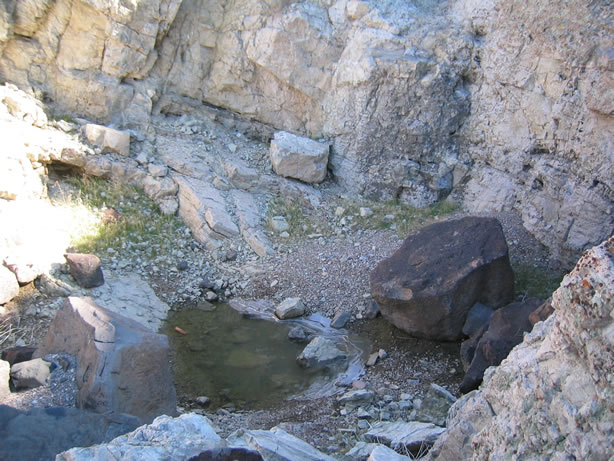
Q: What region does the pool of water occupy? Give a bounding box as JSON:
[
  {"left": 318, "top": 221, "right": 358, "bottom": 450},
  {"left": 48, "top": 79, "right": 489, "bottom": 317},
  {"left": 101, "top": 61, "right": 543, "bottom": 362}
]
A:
[{"left": 162, "top": 302, "right": 367, "bottom": 409}]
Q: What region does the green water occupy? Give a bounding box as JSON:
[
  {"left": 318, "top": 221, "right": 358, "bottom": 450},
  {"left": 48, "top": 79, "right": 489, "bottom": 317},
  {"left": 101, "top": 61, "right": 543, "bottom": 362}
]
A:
[{"left": 162, "top": 303, "right": 336, "bottom": 409}]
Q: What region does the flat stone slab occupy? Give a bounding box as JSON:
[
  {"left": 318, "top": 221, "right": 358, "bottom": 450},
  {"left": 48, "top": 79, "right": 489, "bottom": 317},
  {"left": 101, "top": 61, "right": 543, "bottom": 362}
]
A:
[
  {"left": 227, "top": 426, "right": 336, "bottom": 461},
  {"left": 297, "top": 336, "right": 347, "bottom": 369},
  {"left": 365, "top": 421, "right": 444, "bottom": 453},
  {"left": 174, "top": 175, "right": 239, "bottom": 249},
  {"left": 233, "top": 190, "right": 274, "bottom": 257},
  {"left": 270, "top": 131, "right": 329, "bottom": 183},
  {"left": 92, "top": 273, "right": 170, "bottom": 332}
]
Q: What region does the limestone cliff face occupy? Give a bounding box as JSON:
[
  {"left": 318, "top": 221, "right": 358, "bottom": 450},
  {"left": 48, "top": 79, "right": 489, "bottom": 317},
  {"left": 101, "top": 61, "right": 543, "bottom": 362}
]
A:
[
  {"left": 0, "top": 0, "right": 612, "bottom": 262},
  {"left": 428, "top": 236, "right": 614, "bottom": 460},
  {"left": 456, "top": 0, "right": 614, "bottom": 264},
  {"left": 0, "top": 0, "right": 472, "bottom": 208}
]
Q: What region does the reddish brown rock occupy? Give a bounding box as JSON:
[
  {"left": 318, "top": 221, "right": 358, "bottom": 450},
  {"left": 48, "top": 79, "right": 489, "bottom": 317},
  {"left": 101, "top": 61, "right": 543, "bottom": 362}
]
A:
[
  {"left": 1, "top": 345, "right": 36, "bottom": 366},
  {"left": 370, "top": 217, "right": 514, "bottom": 340},
  {"left": 459, "top": 297, "right": 543, "bottom": 393},
  {"left": 34, "top": 297, "right": 176, "bottom": 423},
  {"left": 64, "top": 253, "right": 104, "bottom": 288},
  {"left": 529, "top": 300, "right": 554, "bottom": 326}
]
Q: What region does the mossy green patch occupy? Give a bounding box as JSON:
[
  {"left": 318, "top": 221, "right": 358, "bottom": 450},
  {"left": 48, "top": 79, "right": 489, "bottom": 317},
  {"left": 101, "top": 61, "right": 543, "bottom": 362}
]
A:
[
  {"left": 513, "top": 263, "right": 565, "bottom": 300},
  {"left": 341, "top": 198, "right": 459, "bottom": 236},
  {"left": 59, "top": 175, "right": 184, "bottom": 258}
]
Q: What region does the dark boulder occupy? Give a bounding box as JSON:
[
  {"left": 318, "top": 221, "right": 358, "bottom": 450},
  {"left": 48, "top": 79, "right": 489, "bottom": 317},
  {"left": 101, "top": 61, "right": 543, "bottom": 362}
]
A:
[
  {"left": 460, "top": 297, "right": 543, "bottom": 393},
  {"left": 460, "top": 324, "right": 488, "bottom": 372},
  {"left": 370, "top": 217, "right": 514, "bottom": 340},
  {"left": 188, "top": 448, "right": 264, "bottom": 461},
  {"left": 64, "top": 253, "right": 104, "bottom": 288},
  {"left": 462, "top": 303, "right": 494, "bottom": 337},
  {"left": 2, "top": 345, "right": 36, "bottom": 366},
  {"left": 0, "top": 405, "right": 138, "bottom": 461}
]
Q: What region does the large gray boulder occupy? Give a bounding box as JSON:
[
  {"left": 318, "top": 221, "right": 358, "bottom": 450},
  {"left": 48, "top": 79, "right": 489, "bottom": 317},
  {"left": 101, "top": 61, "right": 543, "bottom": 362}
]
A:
[
  {"left": 34, "top": 296, "right": 176, "bottom": 423},
  {"left": 10, "top": 357, "right": 51, "bottom": 390},
  {"left": 57, "top": 414, "right": 223, "bottom": 461},
  {"left": 0, "top": 405, "right": 139, "bottom": 461},
  {"left": 370, "top": 217, "right": 514, "bottom": 340},
  {"left": 270, "top": 131, "right": 329, "bottom": 184}
]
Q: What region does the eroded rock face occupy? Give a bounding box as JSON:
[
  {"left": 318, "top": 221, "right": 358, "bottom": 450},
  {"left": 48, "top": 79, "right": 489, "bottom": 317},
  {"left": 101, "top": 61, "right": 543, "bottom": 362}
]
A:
[
  {"left": 457, "top": 0, "right": 614, "bottom": 264},
  {"left": 428, "top": 236, "right": 614, "bottom": 460},
  {"left": 0, "top": 0, "right": 471, "bottom": 209},
  {"left": 34, "top": 296, "right": 177, "bottom": 423},
  {"left": 0, "top": 0, "right": 611, "bottom": 264},
  {"left": 370, "top": 217, "right": 514, "bottom": 340}
]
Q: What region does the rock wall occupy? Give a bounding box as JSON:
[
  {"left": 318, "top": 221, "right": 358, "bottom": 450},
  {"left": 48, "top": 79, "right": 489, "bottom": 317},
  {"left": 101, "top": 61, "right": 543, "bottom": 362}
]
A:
[
  {"left": 0, "top": 0, "right": 472, "bottom": 207},
  {"left": 0, "top": 0, "right": 612, "bottom": 262},
  {"left": 456, "top": 0, "right": 614, "bottom": 264},
  {"left": 428, "top": 236, "right": 614, "bottom": 460}
]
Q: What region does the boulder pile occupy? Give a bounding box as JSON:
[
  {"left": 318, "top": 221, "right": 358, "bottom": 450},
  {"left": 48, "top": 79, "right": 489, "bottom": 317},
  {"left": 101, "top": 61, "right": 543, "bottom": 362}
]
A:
[{"left": 428, "top": 236, "right": 614, "bottom": 460}]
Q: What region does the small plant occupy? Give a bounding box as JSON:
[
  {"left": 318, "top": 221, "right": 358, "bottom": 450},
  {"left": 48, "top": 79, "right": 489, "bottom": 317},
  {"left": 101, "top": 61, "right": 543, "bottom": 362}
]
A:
[
  {"left": 265, "top": 197, "right": 330, "bottom": 237},
  {"left": 513, "top": 263, "right": 565, "bottom": 300},
  {"left": 60, "top": 175, "right": 183, "bottom": 258},
  {"left": 339, "top": 198, "right": 459, "bottom": 236}
]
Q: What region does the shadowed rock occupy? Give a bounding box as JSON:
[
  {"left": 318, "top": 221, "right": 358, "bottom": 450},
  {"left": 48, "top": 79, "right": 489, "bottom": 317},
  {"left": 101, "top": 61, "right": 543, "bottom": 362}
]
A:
[
  {"left": 460, "top": 297, "right": 543, "bottom": 393},
  {"left": 370, "top": 217, "right": 514, "bottom": 340},
  {"left": 64, "top": 253, "right": 104, "bottom": 288},
  {"left": 0, "top": 405, "right": 138, "bottom": 461},
  {"left": 188, "top": 447, "right": 264, "bottom": 461}
]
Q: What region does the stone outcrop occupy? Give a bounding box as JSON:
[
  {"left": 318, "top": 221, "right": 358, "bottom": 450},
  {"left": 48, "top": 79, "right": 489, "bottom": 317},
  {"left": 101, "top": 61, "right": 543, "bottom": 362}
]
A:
[
  {"left": 0, "top": 0, "right": 471, "bottom": 209},
  {"left": 57, "top": 413, "right": 222, "bottom": 461},
  {"left": 58, "top": 414, "right": 335, "bottom": 461},
  {"left": 92, "top": 273, "right": 171, "bottom": 332},
  {"left": 370, "top": 217, "right": 514, "bottom": 340},
  {"left": 456, "top": 0, "right": 614, "bottom": 264},
  {"left": 428, "top": 237, "right": 614, "bottom": 460},
  {"left": 34, "top": 296, "right": 177, "bottom": 423}
]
